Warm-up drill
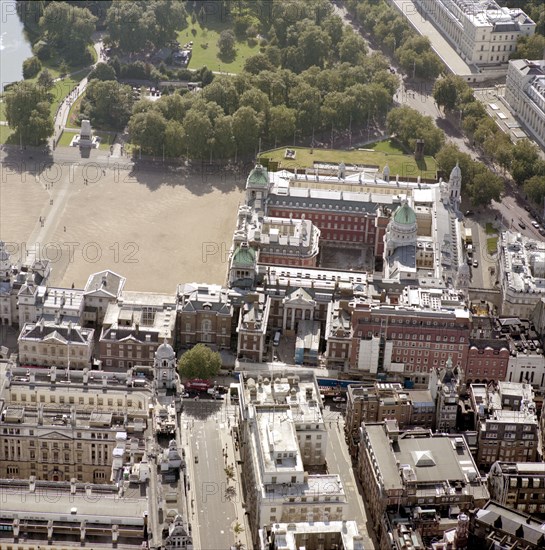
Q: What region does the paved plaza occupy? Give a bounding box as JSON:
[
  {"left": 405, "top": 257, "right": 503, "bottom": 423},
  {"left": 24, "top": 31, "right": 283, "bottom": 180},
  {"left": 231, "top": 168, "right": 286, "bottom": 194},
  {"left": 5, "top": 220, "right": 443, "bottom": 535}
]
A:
[{"left": 0, "top": 155, "right": 244, "bottom": 292}]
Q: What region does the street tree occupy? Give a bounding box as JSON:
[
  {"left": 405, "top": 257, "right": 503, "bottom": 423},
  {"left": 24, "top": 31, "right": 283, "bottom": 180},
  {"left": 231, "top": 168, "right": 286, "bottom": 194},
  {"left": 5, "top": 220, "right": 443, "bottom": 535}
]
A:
[
  {"left": 433, "top": 75, "right": 469, "bottom": 112},
  {"left": 468, "top": 170, "right": 504, "bottom": 207},
  {"left": 510, "top": 34, "right": 545, "bottom": 60},
  {"left": 511, "top": 139, "right": 541, "bottom": 185},
  {"left": 213, "top": 114, "right": 235, "bottom": 159},
  {"left": 339, "top": 31, "right": 368, "bottom": 64},
  {"left": 177, "top": 344, "right": 221, "bottom": 380},
  {"left": 232, "top": 106, "right": 262, "bottom": 155},
  {"left": 386, "top": 106, "right": 444, "bottom": 155},
  {"left": 435, "top": 143, "right": 473, "bottom": 184},
  {"left": 524, "top": 176, "right": 545, "bottom": 205},
  {"left": 5, "top": 81, "right": 53, "bottom": 145},
  {"left": 88, "top": 63, "right": 117, "bottom": 82},
  {"left": 181, "top": 108, "right": 213, "bottom": 159},
  {"left": 128, "top": 110, "right": 167, "bottom": 155},
  {"left": 164, "top": 120, "right": 186, "bottom": 158},
  {"left": 269, "top": 105, "right": 296, "bottom": 145}
]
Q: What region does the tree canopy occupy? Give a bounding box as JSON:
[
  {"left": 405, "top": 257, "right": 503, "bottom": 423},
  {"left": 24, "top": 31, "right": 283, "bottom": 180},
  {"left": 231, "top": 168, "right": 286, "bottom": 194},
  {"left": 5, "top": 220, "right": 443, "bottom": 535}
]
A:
[
  {"left": 5, "top": 81, "right": 53, "bottom": 145},
  {"left": 40, "top": 2, "right": 96, "bottom": 63},
  {"left": 178, "top": 344, "right": 221, "bottom": 380},
  {"left": 386, "top": 106, "right": 445, "bottom": 155},
  {"left": 81, "top": 80, "right": 134, "bottom": 130}
]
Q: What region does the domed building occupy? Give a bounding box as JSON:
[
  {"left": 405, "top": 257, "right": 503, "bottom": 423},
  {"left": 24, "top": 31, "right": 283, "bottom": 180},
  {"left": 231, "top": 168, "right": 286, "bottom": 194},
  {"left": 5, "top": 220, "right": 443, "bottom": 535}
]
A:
[
  {"left": 383, "top": 200, "right": 418, "bottom": 281},
  {"left": 384, "top": 200, "right": 418, "bottom": 257},
  {"left": 154, "top": 339, "right": 177, "bottom": 390}
]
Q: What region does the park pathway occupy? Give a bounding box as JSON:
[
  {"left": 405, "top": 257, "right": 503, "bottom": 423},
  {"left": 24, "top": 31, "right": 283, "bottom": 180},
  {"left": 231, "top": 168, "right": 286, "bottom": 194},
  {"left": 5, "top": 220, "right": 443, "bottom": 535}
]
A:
[{"left": 49, "top": 34, "right": 104, "bottom": 149}]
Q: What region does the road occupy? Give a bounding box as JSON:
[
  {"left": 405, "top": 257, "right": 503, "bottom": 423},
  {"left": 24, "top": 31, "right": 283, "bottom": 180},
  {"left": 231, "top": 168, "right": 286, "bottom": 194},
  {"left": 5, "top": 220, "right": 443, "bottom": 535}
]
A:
[
  {"left": 323, "top": 404, "right": 376, "bottom": 548},
  {"left": 182, "top": 398, "right": 250, "bottom": 550}
]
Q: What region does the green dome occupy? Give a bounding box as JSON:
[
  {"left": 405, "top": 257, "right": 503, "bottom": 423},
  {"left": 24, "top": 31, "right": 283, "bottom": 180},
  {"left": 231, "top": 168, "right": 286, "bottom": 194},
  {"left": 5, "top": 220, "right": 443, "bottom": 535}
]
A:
[
  {"left": 232, "top": 244, "right": 256, "bottom": 267},
  {"left": 393, "top": 202, "right": 416, "bottom": 225},
  {"left": 247, "top": 164, "right": 269, "bottom": 187}
]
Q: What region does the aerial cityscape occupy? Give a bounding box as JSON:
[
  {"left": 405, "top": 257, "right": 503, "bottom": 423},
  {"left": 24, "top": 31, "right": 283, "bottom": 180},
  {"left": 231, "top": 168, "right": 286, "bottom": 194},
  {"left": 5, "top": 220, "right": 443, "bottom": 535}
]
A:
[{"left": 1, "top": 0, "right": 545, "bottom": 549}]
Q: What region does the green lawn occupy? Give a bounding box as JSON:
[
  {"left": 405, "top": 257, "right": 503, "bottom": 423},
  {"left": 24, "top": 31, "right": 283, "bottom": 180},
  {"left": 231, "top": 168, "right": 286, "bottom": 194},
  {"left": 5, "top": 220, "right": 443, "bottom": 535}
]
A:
[
  {"left": 260, "top": 146, "right": 438, "bottom": 179},
  {"left": 485, "top": 222, "right": 498, "bottom": 235},
  {"left": 368, "top": 139, "right": 409, "bottom": 155},
  {"left": 177, "top": 16, "right": 260, "bottom": 73},
  {"left": 0, "top": 125, "right": 14, "bottom": 145},
  {"left": 66, "top": 94, "right": 84, "bottom": 129},
  {"left": 0, "top": 101, "right": 6, "bottom": 122},
  {"left": 487, "top": 236, "right": 498, "bottom": 254},
  {"left": 58, "top": 130, "right": 116, "bottom": 150}
]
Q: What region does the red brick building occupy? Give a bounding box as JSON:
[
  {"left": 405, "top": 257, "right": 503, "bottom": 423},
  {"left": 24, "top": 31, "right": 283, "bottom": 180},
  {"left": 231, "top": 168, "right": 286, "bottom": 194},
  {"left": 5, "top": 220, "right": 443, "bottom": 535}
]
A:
[{"left": 349, "top": 298, "right": 471, "bottom": 385}]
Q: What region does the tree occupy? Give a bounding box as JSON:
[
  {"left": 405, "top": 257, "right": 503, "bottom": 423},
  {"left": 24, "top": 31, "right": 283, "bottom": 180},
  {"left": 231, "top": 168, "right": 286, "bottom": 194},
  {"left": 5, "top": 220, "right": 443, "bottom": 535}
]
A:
[
  {"left": 177, "top": 344, "right": 221, "bottom": 380},
  {"left": 433, "top": 75, "right": 470, "bottom": 112},
  {"left": 224, "top": 485, "right": 237, "bottom": 501},
  {"left": 182, "top": 109, "right": 213, "bottom": 159},
  {"left": 151, "top": 0, "right": 188, "bottom": 47},
  {"left": 164, "top": 120, "right": 186, "bottom": 158},
  {"left": 239, "top": 88, "right": 270, "bottom": 126},
  {"left": 243, "top": 53, "right": 274, "bottom": 75},
  {"left": 203, "top": 78, "right": 240, "bottom": 115},
  {"left": 40, "top": 2, "right": 96, "bottom": 62},
  {"left": 386, "top": 106, "right": 444, "bottom": 155},
  {"left": 22, "top": 56, "right": 42, "bottom": 79},
  {"left": 396, "top": 36, "right": 443, "bottom": 79},
  {"left": 128, "top": 110, "right": 167, "bottom": 155},
  {"left": 511, "top": 139, "right": 541, "bottom": 185},
  {"left": 88, "top": 63, "right": 116, "bottom": 82},
  {"left": 269, "top": 105, "right": 296, "bottom": 144},
  {"left": 232, "top": 106, "right": 262, "bottom": 155},
  {"left": 106, "top": 1, "right": 155, "bottom": 52},
  {"left": 511, "top": 34, "right": 545, "bottom": 60},
  {"left": 524, "top": 176, "right": 545, "bottom": 205},
  {"left": 5, "top": 81, "right": 53, "bottom": 145},
  {"left": 435, "top": 143, "right": 473, "bottom": 185},
  {"left": 37, "top": 69, "right": 55, "bottom": 91},
  {"left": 218, "top": 30, "right": 236, "bottom": 60},
  {"left": 213, "top": 114, "right": 235, "bottom": 159},
  {"left": 83, "top": 80, "right": 133, "bottom": 130},
  {"left": 339, "top": 32, "right": 367, "bottom": 64},
  {"left": 468, "top": 170, "right": 504, "bottom": 207},
  {"left": 297, "top": 23, "right": 331, "bottom": 69}
]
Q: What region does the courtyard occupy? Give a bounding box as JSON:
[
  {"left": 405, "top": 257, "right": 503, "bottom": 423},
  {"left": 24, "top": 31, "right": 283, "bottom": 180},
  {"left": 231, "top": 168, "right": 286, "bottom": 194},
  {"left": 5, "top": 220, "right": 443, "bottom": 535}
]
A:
[{"left": 0, "top": 156, "right": 244, "bottom": 292}]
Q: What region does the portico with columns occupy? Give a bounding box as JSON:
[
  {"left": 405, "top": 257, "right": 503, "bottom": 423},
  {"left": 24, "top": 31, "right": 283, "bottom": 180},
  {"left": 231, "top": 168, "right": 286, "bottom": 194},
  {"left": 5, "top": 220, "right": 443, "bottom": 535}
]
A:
[{"left": 282, "top": 287, "right": 316, "bottom": 332}]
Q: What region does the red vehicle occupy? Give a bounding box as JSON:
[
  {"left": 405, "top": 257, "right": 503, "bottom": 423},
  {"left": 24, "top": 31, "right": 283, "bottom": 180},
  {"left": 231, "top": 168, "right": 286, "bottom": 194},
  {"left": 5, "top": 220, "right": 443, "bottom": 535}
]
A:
[{"left": 185, "top": 379, "right": 212, "bottom": 392}]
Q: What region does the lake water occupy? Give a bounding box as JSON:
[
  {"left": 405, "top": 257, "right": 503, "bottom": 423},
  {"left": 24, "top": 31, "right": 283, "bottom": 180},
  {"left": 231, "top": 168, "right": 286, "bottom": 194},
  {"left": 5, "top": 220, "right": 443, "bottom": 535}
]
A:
[{"left": 0, "top": 0, "right": 33, "bottom": 91}]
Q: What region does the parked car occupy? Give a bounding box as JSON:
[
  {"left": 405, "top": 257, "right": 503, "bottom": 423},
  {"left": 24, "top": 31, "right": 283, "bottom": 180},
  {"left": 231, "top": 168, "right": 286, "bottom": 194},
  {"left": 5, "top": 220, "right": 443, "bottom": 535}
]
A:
[
  {"left": 518, "top": 222, "right": 527, "bottom": 230},
  {"left": 332, "top": 396, "right": 346, "bottom": 402},
  {"left": 531, "top": 221, "right": 540, "bottom": 228},
  {"left": 465, "top": 210, "right": 474, "bottom": 216},
  {"left": 472, "top": 260, "right": 479, "bottom": 268}
]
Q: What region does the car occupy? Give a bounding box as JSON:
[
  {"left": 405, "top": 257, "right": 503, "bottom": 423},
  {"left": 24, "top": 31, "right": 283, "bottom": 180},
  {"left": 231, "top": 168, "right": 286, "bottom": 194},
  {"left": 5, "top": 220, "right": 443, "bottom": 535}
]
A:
[
  {"left": 518, "top": 222, "right": 527, "bottom": 230},
  {"left": 472, "top": 260, "right": 479, "bottom": 268},
  {"left": 539, "top": 227, "right": 545, "bottom": 236},
  {"left": 465, "top": 210, "right": 474, "bottom": 216},
  {"left": 194, "top": 455, "right": 198, "bottom": 463},
  {"left": 532, "top": 221, "right": 540, "bottom": 228},
  {"left": 332, "top": 396, "right": 346, "bottom": 402}
]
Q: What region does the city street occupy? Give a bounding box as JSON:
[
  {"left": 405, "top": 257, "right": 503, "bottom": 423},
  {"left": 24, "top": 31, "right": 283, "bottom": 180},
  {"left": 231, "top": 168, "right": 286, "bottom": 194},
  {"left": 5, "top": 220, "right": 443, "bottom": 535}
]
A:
[
  {"left": 181, "top": 398, "right": 249, "bottom": 550},
  {"left": 323, "top": 405, "right": 376, "bottom": 549}
]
